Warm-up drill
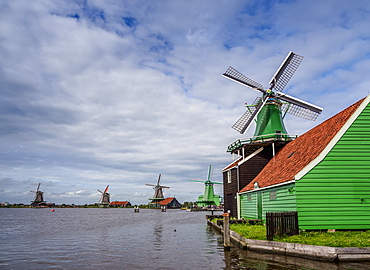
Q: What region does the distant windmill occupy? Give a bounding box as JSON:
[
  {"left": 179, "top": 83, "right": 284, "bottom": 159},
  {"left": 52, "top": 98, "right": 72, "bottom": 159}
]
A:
[
  {"left": 97, "top": 185, "right": 110, "bottom": 207},
  {"left": 146, "top": 174, "right": 170, "bottom": 206},
  {"left": 223, "top": 51, "right": 323, "bottom": 138},
  {"left": 30, "top": 183, "right": 46, "bottom": 207},
  {"left": 191, "top": 165, "right": 223, "bottom": 207}
]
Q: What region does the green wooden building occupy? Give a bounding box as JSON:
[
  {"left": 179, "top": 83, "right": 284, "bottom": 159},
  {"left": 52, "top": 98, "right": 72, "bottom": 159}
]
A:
[{"left": 237, "top": 96, "right": 370, "bottom": 230}]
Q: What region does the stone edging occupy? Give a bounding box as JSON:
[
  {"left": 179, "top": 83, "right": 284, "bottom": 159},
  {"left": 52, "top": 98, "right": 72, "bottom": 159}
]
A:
[{"left": 207, "top": 220, "right": 370, "bottom": 262}]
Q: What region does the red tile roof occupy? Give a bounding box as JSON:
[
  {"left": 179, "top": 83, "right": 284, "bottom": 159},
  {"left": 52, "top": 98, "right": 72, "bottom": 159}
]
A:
[
  {"left": 110, "top": 201, "right": 130, "bottom": 206},
  {"left": 239, "top": 97, "right": 365, "bottom": 193},
  {"left": 159, "top": 197, "right": 175, "bottom": 205}
]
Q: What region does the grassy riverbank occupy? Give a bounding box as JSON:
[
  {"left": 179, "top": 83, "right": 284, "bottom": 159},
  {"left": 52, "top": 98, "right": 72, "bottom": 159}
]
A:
[{"left": 230, "top": 223, "right": 370, "bottom": 248}]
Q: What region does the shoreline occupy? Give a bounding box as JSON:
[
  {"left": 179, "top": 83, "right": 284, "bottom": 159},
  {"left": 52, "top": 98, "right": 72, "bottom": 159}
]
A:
[{"left": 207, "top": 219, "right": 370, "bottom": 262}]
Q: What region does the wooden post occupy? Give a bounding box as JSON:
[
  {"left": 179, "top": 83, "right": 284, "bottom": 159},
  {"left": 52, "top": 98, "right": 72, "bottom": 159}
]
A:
[{"left": 223, "top": 212, "right": 230, "bottom": 250}]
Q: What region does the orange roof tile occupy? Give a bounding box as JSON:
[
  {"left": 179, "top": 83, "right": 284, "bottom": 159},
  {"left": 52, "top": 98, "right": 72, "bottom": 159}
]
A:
[
  {"left": 159, "top": 197, "right": 174, "bottom": 205},
  {"left": 239, "top": 97, "right": 365, "bottom": 193},
  {"left": 110, "top": 201, "right": 130, "bottom": 206}
]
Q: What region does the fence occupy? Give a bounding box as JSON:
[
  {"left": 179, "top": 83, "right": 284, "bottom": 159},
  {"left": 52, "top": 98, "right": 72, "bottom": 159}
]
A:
[{"left": 266, "top": 211, "right": 299, "bottom": 241}]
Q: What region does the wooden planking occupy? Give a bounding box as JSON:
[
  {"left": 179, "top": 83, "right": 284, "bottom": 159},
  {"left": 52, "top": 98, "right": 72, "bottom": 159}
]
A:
[
  {"left": 240, "top": 193, "right": 258, "bottom": 219},
  {"left": 224, "top": 147, "right": 273, "bottom": 217},
  {"left": 240, "top": 183, "right": 296, "bottom": 221},
  {"left": 261, "top": 183, "right": 297, "bottom": 219},
  {"left": 223, "top": 168, "right": 238, "bottom": 216},
  {"left": 296, "top": 103, "right": 370, "bottom": 230}
]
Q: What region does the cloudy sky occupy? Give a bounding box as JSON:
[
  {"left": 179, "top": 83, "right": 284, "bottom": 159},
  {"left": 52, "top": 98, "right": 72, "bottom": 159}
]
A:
[{"left": 1, "top": 0, "right": 370, "bottom": 205}]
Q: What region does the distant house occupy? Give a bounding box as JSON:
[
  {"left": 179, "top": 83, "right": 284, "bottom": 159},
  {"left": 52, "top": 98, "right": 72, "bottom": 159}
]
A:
[
  {"left": 237, "top": 96, "right": 370, "bottom": 230},
  {"left": 109, "top": 201, "right": 132, "bottom": 207},
  {"left": 158, "top": 197, "right": 182, "bottom": 209}
]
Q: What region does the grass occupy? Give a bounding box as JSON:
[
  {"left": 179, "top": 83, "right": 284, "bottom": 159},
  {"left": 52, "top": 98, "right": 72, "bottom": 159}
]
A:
[
  {"left": 275, "top": 230, "right": 370, "bottom": 247},
  {"left": 229, "top": 223, "right": 370, "bottom": 247},
  {"left": 230, "top": 223, "right": 266, "bottom": 240}
]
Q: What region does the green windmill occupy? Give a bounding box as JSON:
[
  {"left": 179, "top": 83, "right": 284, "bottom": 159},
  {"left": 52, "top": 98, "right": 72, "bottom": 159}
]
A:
[
  {"left": 223, "top": 51, "right": 323, "bottom": 138},
  {"left": 191, "top": 165, "right": 223, "bottom": 207}
]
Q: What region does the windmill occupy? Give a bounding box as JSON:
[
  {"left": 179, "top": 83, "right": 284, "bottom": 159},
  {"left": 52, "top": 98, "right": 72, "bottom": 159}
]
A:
[
  {"left": 30, "top": 183, "right": 46, "bottom": 207},
  {"left": 223, "top": 51, "right": 323, "bottom": 139},
  {"left": 190, "top": 165, "right": 223, "bottom": 207},
  {"left": 97, "top": 185, "right": 110, "bottom": 207},
  {"left": 146, "top": 174, "right": 170, "bottom": 207}
]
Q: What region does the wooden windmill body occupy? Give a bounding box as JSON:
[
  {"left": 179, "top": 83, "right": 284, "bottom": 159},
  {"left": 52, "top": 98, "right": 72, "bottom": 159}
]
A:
[
  {"left": 30, "top": 183, "right": 46, "bottom": 207},
  {"left": 98, "top": 185, "right": 110, "bottom": 207},
  {"left": 146, "top": 174, "right": 170, "bottom": 207}
]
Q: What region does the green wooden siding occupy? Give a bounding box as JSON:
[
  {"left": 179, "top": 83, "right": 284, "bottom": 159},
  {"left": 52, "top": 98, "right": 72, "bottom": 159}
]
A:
[
  {"left": 240, "top": 183, "right": 296, "bottom": 221},
  {"left": 296, "top": 104, "right": 370, "bottom": 230},
  {"left": 240, "top": 193, "right": 258, "bottom": 219},
  {"left": 261, "top": 183, "right": 297, "bottom": 218}
]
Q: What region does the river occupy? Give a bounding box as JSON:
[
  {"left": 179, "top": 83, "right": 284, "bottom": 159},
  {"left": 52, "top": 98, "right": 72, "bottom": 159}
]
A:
[{"left": 0, "top": 208, "right": 369, "bottom": 269}]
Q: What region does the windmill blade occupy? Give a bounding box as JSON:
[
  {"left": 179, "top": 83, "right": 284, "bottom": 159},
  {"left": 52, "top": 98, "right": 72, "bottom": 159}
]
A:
[
  {"left": 157, "top": 174, "right": 161, "bottom": 186},
  {"left": 269, "top": 51, "right": 304, "bottom": 92},
  {"left": 97, "top": 189, "right": 103, "bottom": 193},
  {"left": 190, "top": 179, "right": 206, "bottom": 183},
  {"left": 207, "top": 165, "right": 212, "bottom": 181},
  {"left": 232, "top": 95, "right": 268, "bottom": 134},
  {"left": 278, "top": 92, "right": 323, "bottom": 120},
  {"left": 223, "top": 66, "right": 265, "bottom": 93},
  {"left": 145, "top": 184, "right": 157, "bottom": 187},
  {"left": 159, "top": 185, "right": 170, "bottom": 189},
  {"left": 36, "top": 183, "right": 41, "bottom": 192},
  {"left": 231, "top": 97, "right": 261, "bottom": 133},
  {"left": 104, "top": 185, "right": 109, "bottom": 193},
  {"left": 209, "top": 181, "right": 223, "bottom": 185}
]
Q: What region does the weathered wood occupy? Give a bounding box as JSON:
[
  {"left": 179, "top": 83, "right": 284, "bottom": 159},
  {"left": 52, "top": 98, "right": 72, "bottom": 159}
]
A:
[
  {"left": 266, "top": 211, "right": 299, "bottom": 240},
  {"left": 223, "top": 213, "right": 231, "bottom": 249}
]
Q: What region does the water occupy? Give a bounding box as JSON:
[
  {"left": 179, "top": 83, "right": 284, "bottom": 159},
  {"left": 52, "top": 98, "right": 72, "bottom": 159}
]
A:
[{"left": 1, "top": 208, "right": 369, "bottom": 270}]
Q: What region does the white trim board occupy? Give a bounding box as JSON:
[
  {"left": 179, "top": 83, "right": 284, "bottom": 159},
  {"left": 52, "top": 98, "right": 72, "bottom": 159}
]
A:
[{"left": 238, "top": 147, "right": 264, "bottom": 166}]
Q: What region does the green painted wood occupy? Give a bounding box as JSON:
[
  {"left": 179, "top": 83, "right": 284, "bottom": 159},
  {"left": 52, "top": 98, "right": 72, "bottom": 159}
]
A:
[
  {"left": 296, "top": 102, "right": 370, "bottom": 230},
  {"left": 257, "top": 192, "right": 263, "bottom": 219},
  {"left": 240, "top": 193, "right": 258, "bottom": 219},
  {"left": 240, "top": 183, "right": 296, "bottom": 221},
  {"left": 254, "top": 101, "right": 288, "bottom": 137}
]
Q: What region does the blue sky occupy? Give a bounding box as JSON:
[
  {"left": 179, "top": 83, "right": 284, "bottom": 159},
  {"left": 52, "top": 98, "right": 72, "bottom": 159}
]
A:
[{"left": 1, "top": 0, "right": 370, "bottom": 205}]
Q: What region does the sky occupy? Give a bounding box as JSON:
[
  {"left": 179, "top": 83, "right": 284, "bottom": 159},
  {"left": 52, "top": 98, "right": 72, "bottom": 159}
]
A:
[{"left": 1, "top": 0, "right": 370, "bottom": 205}]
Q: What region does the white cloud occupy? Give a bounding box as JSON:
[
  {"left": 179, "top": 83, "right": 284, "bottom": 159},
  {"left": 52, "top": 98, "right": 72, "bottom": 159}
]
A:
[{"left": 1, "top": 0, "right": 370, "bottom": 205}]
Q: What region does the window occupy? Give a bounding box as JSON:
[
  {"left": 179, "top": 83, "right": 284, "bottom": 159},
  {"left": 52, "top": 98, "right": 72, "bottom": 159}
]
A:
[
  {"left": 247, "top": 194, "right": 252, "bottom": 202},
  {"left": 227, "top": 170, "right": 231, "bottom": 183},
  {"left": 269, "top": 191, "right": 277, "bottom": 200}
]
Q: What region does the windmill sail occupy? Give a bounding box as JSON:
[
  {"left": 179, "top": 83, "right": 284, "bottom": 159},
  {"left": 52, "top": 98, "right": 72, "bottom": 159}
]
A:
[
  {"left": 98, "top": 185, "right": 110, "bottom": 207},
  {"left": 223, "top": 66, "right": 265, "bottom": 92},
  {"left": 269, "top": 51, "right": 304, "bottom": 92},
  {"left": 224, "top": 51, "right": 323, "bottom": 136},
  {"left": 278, "top": 92, "right": 323, "bottom": 120},
  {"left": 146, "top": 174, "right": 170, "bottom": 207},
  {"left": 232, "top": 95, "right": 268, "bottom": 134}
]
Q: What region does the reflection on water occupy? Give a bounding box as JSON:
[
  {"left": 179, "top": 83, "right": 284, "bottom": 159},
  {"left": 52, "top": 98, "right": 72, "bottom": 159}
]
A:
[
  {"left": 0, "top": 208, "right": 369, "bottom": 270},
  {"left": 153, "top": 223, "right": 163, "bottom": 251}
]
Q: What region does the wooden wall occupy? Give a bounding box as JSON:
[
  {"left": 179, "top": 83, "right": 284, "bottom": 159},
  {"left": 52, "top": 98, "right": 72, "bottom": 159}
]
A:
[
  {"left": 223, "top": 146, "right": 275, "bottom": 217},
  {"left": 240, "top": 183, "right": 296, "bottom": 221},
  {"left": 296, "top": 104, "right": 370, "bottom": 230}
]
